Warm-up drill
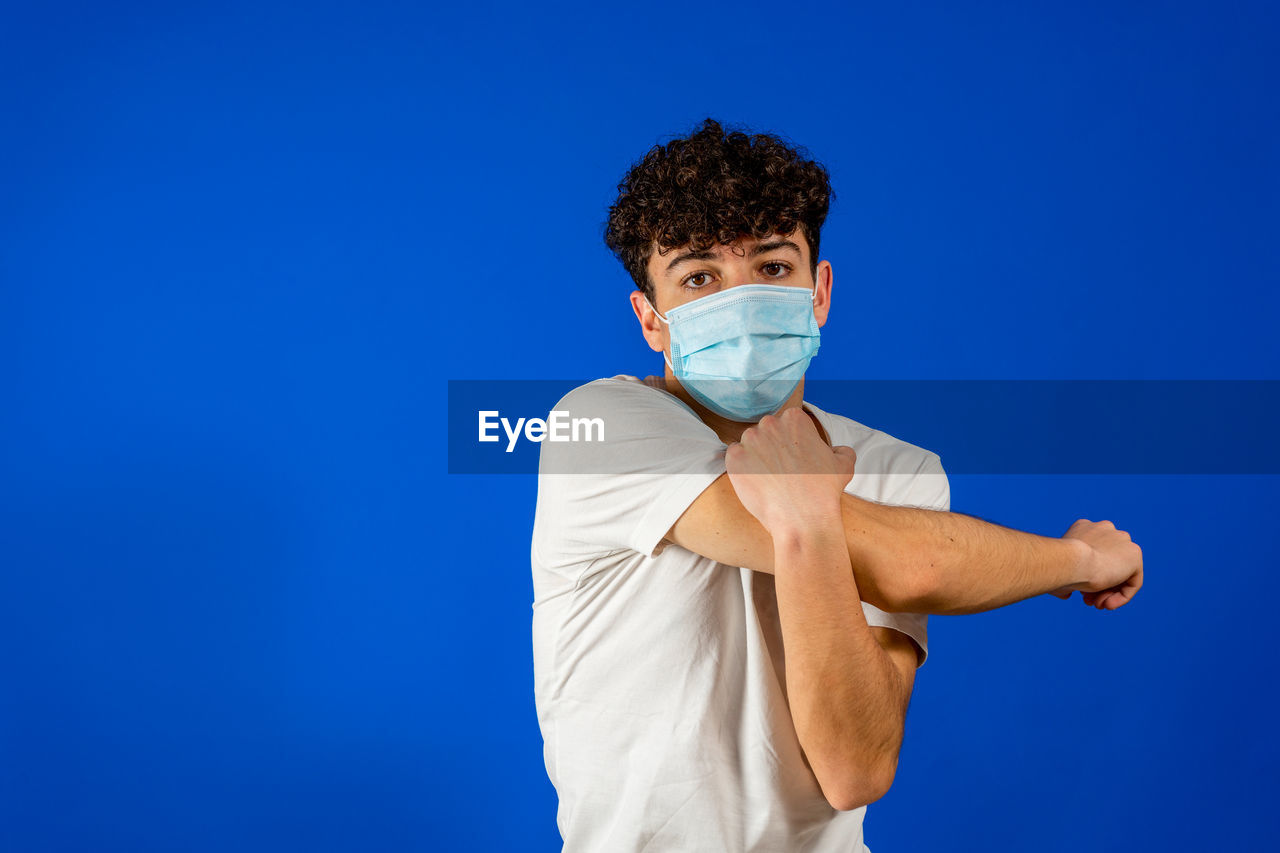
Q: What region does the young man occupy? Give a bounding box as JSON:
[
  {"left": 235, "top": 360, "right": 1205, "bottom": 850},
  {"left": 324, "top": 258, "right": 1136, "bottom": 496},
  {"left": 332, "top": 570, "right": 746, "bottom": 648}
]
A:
[{"left": 530, "top": 119, "right": 1143, "bottom": 852}]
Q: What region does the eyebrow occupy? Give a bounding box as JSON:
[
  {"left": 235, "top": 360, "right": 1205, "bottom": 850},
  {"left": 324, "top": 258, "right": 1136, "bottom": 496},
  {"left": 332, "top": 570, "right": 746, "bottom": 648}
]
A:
[{"left": 663, "top": 239, "right": 803, "bottom": 274}]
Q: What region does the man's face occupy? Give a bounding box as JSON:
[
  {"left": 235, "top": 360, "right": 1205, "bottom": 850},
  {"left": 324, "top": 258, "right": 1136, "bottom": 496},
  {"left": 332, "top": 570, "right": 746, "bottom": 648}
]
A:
[{"left": 630, "top": 230, "right": 832, "bottom": 360}]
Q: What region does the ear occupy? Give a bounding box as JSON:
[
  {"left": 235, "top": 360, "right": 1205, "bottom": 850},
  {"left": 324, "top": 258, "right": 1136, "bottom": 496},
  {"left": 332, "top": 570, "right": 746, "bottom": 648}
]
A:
[
  {"left": 813, "top": 260, "right": 833, "bottom": 328},
  {"left": 629, "top": 290, "right": 667, "bottom": 354}
]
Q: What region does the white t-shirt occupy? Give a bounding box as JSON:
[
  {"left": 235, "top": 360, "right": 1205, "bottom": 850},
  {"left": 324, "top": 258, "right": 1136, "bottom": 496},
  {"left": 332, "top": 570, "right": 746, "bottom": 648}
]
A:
[{"left": 531, "top": 376, "right": 950, "bottom": 853}]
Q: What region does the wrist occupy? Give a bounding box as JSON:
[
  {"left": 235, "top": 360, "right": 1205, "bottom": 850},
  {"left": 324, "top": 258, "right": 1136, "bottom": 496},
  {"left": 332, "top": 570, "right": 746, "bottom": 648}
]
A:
[
  {"left": 767, "top": 500, "right": 845, "bottom": 550},
  {"left": 1063, "top": 536, "right": 1094, "bottom": 589}
]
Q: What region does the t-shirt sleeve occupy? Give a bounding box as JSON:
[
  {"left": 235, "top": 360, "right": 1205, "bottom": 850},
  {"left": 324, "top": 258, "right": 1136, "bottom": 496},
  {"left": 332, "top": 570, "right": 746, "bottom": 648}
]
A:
[
  {"left": 532, "top": 379, "right": 728, "bottom": 570},
  {"left": 859, "top": 451, "right": 950, "bottom": 668}
]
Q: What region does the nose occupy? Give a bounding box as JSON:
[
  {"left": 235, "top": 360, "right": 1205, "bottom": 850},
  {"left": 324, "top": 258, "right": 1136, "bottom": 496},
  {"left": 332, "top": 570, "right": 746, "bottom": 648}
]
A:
[
  {"left": 713, "top": 271, "right": 763, "bottom": 293},
  {"left": 720, "top": 260, "right": 763, "bottom": 289}
]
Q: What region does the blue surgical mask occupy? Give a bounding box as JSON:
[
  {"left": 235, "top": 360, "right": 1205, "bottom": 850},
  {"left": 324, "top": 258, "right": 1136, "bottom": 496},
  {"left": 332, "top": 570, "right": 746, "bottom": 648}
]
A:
[{"left": 645, "top": 282, "right": 821, "bottom": 422}]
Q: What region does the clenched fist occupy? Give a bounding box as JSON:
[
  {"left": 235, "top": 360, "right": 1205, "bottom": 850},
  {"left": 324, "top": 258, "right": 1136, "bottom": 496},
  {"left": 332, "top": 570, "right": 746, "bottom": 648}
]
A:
[
  {"left": 1048, "top": 519, "right": 1144, "bottom": 610},
  {"left": 724, "top": 407, "right": 857, "bottom": 537}
]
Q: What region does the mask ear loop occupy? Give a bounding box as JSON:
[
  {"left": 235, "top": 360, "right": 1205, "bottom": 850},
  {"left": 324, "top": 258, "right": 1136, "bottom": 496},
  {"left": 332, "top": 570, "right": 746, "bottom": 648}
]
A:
[
  {"left": 643, "top": 295, "right": 670, "bottom": 324},
  {"left": 642, "top": 295, "right": 677, "bottom": 372}
]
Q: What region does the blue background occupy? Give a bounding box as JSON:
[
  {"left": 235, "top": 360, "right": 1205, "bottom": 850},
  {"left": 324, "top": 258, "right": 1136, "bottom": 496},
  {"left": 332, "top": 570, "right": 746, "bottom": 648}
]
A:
[{"left": 3, "top": 1, "right": 1277, "bottom": 850}]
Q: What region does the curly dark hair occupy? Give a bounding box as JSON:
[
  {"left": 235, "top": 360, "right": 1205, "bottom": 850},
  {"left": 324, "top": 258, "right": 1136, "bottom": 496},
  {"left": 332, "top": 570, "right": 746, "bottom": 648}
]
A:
[{"left": 604, "top": 118, "right": 832, "bottom": 302}]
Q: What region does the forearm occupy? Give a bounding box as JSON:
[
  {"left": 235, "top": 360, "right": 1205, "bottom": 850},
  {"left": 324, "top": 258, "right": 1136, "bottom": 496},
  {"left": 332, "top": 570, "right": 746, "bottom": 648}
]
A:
[
  {"left": 841, "top": 493, "right": 1091, "bottom": 615},
  {"left": 773, "top": 514, "right": 905, "bottom": 810}
]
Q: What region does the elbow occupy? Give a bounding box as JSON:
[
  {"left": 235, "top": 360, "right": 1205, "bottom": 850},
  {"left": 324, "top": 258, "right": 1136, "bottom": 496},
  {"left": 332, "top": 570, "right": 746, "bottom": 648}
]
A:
[{"left": 823, "top": 757, "right": 898, "bottom": 812}]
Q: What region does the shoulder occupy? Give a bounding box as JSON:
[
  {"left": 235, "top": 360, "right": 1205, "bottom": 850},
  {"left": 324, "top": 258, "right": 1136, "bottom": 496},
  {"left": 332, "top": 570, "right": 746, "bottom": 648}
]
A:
[
  {"left": 806, "top": 400, "right": 940, "bottom": 476},
  {"left": 805, "top": 399, "right": 947, "bottom": 508},
  {"left": 552, "top": 375, "right": 708, "bottom": 426},
  {"left": 538, "top": 376, "right": 723, "bottom": 475}
]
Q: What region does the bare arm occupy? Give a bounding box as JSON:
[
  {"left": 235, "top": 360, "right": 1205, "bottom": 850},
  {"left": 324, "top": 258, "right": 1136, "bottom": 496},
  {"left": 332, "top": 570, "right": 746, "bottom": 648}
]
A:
[
  {"left": 726, "top": 409, "right": 917, "bottom": 810},
  {"left": 669, "top": 464, "right": 1142, "bottom": 616},
  {"left": 772, "top": 524, "right": 922, "bottom": 810}
]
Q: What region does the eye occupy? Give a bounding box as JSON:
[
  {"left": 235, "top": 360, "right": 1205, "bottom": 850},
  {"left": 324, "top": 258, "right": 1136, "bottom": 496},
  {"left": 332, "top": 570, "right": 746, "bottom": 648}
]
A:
[
  {"left": 761, "top": 261, "right": 792, "bottom": 277},
  {"left": 681, "top": 272, "right": 714, "bottom": 290}
]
